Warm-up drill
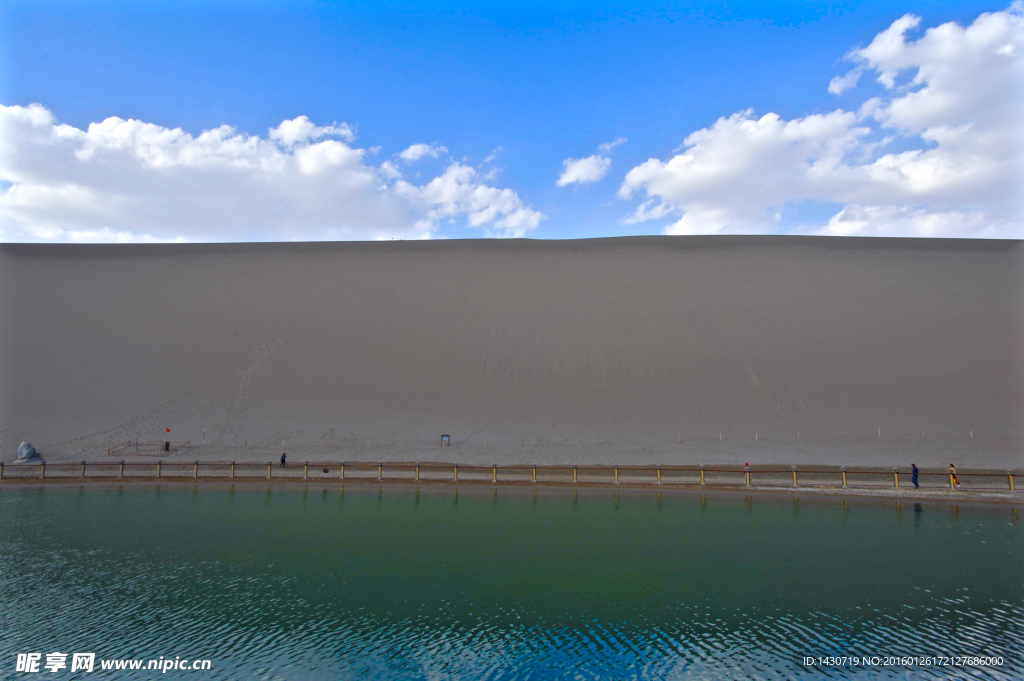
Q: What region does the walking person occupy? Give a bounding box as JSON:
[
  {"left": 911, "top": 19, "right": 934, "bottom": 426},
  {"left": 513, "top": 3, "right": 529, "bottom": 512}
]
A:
[
  {"left": 949, "top": 463, "right": 960, "bottom": 488},
  {"left": 911, "top": 463, "right": 919, "bottom": 489},
  {"left": 280, "top": 452, "right": 287, "bottom": 468}
]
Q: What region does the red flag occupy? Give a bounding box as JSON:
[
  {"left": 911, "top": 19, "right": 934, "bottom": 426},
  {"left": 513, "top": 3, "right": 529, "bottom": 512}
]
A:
[{"left": 165, "top": 428, "right": 171, "bottom": 432}]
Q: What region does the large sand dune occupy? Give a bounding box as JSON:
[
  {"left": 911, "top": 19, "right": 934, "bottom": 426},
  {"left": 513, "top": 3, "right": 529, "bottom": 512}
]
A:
[{"left": 1, "top": 236, "right": 1021, "bottom": 468}]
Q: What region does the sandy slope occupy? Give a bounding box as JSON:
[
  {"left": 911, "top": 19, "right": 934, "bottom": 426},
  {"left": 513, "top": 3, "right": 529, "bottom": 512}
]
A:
[{"left": 1, "top": 236, "right": 1021, "bottom": 468}]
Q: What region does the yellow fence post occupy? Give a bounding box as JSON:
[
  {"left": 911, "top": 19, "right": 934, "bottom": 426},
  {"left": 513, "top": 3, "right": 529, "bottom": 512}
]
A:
[
  {"left": 841, "top": 467, "right": 847, "bottom": 488},
  {"left": 949, "top": 473, "right": 954, "bottom": 490},
  {"left": 656, "top": 465, "right": 661, "bottom": 484},
  {"left": 893, "top": 468, "right": 899, "bottom": 488},
  {"left": 267, "top": 463, "right": 271, "bottom": 479},
  {"left": 304, "top": 463, "right": 309, "bottom": 480},
  {"left": 492, "top": 465, "right": 497, "bottom": 483},
  {"left": 745, "top": 468, "right": 750, "bottom": 486},
  {"left": 454, "top": 464, "right": 458, "bottom": 482},
  {"left": 532, "top": 465, "right": 537, "bottom": 483},
  {"left": 230, "top": 461, "right": 235, "bottom": 478},
  {"left": 792, "top": 467, "right": 798, "bottom": 486},
  {"left": 415, "top": 464, "right": 420, "bottom": 481},
  {"left": 573, "top": 465, "right": 577, "bottom": 483},
  {"left": 614, "top": 466, "right": 619, "bottom": 484},
  {"left": 700, "top": 466, "right": 705, "bottom": 485},
  {"left": 377, "top": 463, "right": 382, "bottom": 480},
  {"left": 340, "top": 463, "right": 345, "bottom": 480},
  {"left": 1009, "top": 472, "right": 1015, "bottom": 491}
]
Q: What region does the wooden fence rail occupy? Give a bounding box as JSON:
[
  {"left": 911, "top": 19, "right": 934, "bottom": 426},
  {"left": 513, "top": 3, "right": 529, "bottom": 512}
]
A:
[{"left": 0, "top": 460, "right": 1017, "bottom": 492}]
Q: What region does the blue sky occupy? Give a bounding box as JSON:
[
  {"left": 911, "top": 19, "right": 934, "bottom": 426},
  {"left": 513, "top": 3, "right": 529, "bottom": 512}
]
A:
[{"left": 1, "top": 0, "right": 1020, "bottom": 241}]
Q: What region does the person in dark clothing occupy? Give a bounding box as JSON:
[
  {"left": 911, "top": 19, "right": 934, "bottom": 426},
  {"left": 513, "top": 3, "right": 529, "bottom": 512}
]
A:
[
  {"left": 911, "top": 463, "right": 919, "bottom": 488},
  {"left": 280, "top": 452, "right": 287, "bottom": 468}
]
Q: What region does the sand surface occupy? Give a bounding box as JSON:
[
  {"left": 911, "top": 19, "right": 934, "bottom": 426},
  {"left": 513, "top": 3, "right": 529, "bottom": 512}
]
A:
[{"left": 1, "top": 236, "right": 1021, "bottom": 468}]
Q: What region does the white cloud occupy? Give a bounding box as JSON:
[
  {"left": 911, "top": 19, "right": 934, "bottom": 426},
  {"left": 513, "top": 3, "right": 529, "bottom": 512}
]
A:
[
  {"left": 557, "top": 138, "right": 627, "bottom": 187},
  {"left": 269, "top": 115, "right": 355, "bottom": 146},
  {"left": 828, "top": 69, "right": 863, "bottom": 94},
  {"left": 0, "top": 106, "right": 543, "bottom": 242},
  {"left": 378, "top": 160, "right": 402, "bottom": 179},
  {"left": 598, "top": 137, "right": 628, "bottom": 153},
  {"left": 622, "top": 199, "right": 678, "bottom": 225},
  {"left": 399, "top": 163, "right": 544, "bottom": 238},
  {"left": 557, "top": 155, "right": 613, "bottom": 186},
  {"left": 8, "top": 225, "right": 186, "bottom": 244},
  {"left": 816, "top": 204, "right": 1001, "bottom": 237},
  {"left": 621, "top": 109, "right": 869, "bottom": 231},
  {"left": 620, "top": 5, "right": 1023, "bottom": 237},
  {"left": 398, "top": 143, "right": 448, "bottom": 162}
]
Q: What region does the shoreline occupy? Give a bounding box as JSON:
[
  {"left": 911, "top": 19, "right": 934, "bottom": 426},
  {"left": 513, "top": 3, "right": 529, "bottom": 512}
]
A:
[{"left": 3, "top": 474, "right": 1020, "bottom": 507}]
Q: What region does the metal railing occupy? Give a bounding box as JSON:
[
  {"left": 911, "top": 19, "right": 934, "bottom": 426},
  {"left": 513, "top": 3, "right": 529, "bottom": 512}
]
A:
[{"left": 0, "top": 460, "right": 1017, "bottom": 492}]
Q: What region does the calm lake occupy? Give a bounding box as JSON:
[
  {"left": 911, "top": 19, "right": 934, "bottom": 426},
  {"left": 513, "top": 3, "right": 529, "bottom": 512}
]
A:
[{"left": 1, "top": 484, "right": 1021, "bottom": 679}]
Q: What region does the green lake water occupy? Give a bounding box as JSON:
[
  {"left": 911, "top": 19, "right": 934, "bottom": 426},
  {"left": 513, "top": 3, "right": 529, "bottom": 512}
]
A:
[{"left": 1, "top": 485, "right": 1021, "bottom": 679}]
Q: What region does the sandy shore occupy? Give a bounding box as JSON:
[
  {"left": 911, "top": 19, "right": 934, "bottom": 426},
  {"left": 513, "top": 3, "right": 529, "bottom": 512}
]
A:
[
  {"left": 27, "top": 435, "right": 1023, "bottom": 471},
  {"left": 2, "top": 236, "right": 1021, "bottom": 469}
]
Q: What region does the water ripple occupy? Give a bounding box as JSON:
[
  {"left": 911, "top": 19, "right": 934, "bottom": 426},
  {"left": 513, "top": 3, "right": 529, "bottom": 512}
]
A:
[{"left": 1, "top": 487, "right": 1021, "bottom": 680}]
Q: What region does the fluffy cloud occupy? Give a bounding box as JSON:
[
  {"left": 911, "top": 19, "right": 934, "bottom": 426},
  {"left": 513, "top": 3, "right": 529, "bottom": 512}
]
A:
[
  {"left": 557, "top": 138, "right": 627, "bottom": 187},
  {"left": 398, "top": 143, "right": 448, "bottom": 162},
  {"left": 828, "top": 69, "right": 862, "bottom": 95},
  {"left": 0, "top": 107, "right": 542, "bottom": 242},
  {"left": 268, "top": 115, "right": 355, "bottom": 147},
  {"left": 557, "top": 155, "right": 612, "bottom": 186},
  {"left": 620, "top": 5, "right": 1023, "bottom": 237},
  {"left": 400, "top": 164, "right": 544, "bottom": 237},
  {"left": 820, "top": 204, "right": 995, "bottom": 237}
]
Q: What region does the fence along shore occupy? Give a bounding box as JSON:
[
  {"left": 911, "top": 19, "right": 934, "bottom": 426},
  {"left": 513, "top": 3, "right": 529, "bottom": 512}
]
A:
[{"left": 1, "top": 460, "right": 1018, "bottom": 493}]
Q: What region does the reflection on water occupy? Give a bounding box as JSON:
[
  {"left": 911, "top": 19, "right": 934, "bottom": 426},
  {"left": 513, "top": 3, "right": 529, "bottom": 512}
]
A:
[{"left": 1, "top": 485, "right": 1021, "bottom": 679}]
